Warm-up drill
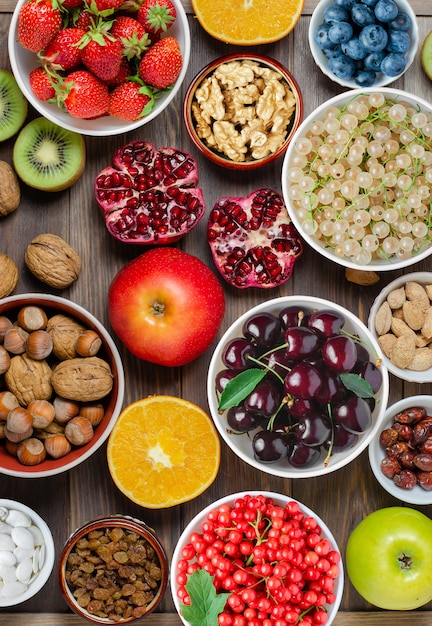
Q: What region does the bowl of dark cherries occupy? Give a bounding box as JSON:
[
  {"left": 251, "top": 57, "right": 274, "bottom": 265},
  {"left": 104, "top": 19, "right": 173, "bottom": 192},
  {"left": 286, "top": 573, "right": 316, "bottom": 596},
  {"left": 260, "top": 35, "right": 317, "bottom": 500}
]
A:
[{"left": 207, "top": 296, "right": 390, "bottom": 478}]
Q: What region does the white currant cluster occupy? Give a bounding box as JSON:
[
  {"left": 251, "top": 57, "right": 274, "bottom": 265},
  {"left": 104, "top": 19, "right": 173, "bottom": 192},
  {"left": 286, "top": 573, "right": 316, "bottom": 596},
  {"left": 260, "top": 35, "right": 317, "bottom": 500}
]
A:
[{"left": 287, "top": 92, "right": 432, "bottom": 265}]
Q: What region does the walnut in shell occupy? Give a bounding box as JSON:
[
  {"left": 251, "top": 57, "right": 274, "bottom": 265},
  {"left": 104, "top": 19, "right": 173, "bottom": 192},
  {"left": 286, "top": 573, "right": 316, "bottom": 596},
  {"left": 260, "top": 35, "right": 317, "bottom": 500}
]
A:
[
  {"left": 0, "top": 161, "right": 20, "bottom": 216},
  {"left": 0, "top": 253, "right": 19, "bottom": 298},
  {"left": 5, "top": 354, "right": 52, "bottom": 406},
  {"left": 51, "top": 356, "right": 113, "bottom": 402},
  {"left": 24, "top": 233, "right": 81, "bottom": 289},
  {"left": 46, "top": 314, "right": 85, "bottom": 360}
]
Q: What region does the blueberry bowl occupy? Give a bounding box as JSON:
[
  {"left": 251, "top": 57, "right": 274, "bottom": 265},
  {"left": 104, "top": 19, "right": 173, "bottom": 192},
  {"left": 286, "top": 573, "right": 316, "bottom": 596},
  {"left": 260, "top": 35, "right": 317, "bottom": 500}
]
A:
[
  {"left": 207, "top": 295, "right": 389, "bottom": 479},
  {"left": 309, "top": 0, "right": 418, "bottom": 88}
]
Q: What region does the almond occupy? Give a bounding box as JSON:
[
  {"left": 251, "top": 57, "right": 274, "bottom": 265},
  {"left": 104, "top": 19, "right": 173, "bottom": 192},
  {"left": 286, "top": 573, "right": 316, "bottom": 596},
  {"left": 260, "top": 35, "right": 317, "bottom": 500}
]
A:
[
  {"left": 421, "top": 307, "right": 432, "bottom": 339},
  {"left": 345, "top": 268, "right": 380, "bottom": 286},
  {"left": 405, "top": 281, "right": 430, "bottom": 312},
  {"left": 402, "top": 300, "right": 426, "bottom": 331},
  {"left": 406, "top": 347, "right": 432, "bottom": 371},
  {"left": 391, "top": 334, "right": 416, "bottom": 369},
  {"left": 378, "top": 333, "right": 397, "bottom": 359},
  {"left": 387, "top": 286, "right": 406, "bottom": 310},
  {"left": 390, "top": 316, "right": 417, "bottom": 340},
  {"left": 374, "top": 301, "right": 392, "bottom": 336}
]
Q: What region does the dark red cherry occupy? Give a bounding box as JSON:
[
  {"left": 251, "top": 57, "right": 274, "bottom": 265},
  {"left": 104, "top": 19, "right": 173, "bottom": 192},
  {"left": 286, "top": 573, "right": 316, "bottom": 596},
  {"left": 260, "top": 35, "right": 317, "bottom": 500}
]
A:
[
  {"left": 289, "top": 397, "right": 316, "bottom": 418},
  {"left": 285, "top": 326, "right": 321, "bottom": 360},
  {"left": 227, "top": 404, "right": 260, "bottom": 433},
  {"left": 287, "top": 442, "right": 321, "bottom": 468},
  {"left": 252, "top": 430, "right": 288, "bottom": 463},
  {"left": 284, "top": 362, "right": 323, "bottom": 400},
  {"left": 244, "top": 379, "right": 281, "bottom": 417},
  {"left": 334, "top": 395, "right": 372, "bottom": 434},
  {"left": 262, "top": 349, "right": 294, "bottom": 377},
  {"left": 324, "top": 423, "right": 359, "bottom": 452},
  {"left": 215, "top": 368, "right": 243, "bottom": 393},
  {"left": 355, "top": 360, "right": 383, "bottom": 393},
  {"left": 314, "top": 368, "right": 347, "bottom": 405},
  {"left": 296, "top": 413, "right": 332, "bottom": 447},
  {"left": 242, "top": 312, "right": 282, "bottom": 348},
  {"left": 279, "top": 306, "right": 309, "bottom": 330},
  {"left": 222, "top": 337, "right": 256, "bottom": 369},
  {"left": 307, "top": 309, "right": 345, "bottom": 338},
  {"left": 322, "top": 335, "right": 357, "bottom": 373}
]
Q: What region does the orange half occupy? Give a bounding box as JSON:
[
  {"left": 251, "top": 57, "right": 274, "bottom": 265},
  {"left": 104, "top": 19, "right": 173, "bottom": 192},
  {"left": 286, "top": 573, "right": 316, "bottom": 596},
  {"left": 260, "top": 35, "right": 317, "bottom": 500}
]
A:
[
  {"left": 107, "top": 396, "right": 220, "bottom": 508},
  {"left": 191, "top": 0, "right": 305, "bottom": 45}
]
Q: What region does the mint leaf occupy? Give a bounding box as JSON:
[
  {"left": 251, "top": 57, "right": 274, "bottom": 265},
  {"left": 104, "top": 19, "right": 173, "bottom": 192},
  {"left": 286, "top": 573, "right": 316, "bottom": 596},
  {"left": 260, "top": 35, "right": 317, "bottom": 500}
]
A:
[
  {"left": 218, "top": 368, "right": 267, "bottom": 411},
  {"left": 340, "top": 372, "right": 374, "bottom": 398},
  {"left": 181, "top": 570, "right": 230, "bottom": 626}
]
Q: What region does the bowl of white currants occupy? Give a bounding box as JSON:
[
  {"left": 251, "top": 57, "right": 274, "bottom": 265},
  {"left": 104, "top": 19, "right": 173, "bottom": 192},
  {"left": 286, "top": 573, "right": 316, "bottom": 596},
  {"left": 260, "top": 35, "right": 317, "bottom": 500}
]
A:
[
  {"left": 282, "top": 87, "right": 432, "bottom": 272},
  {"left": 207, "top": 295, "right": 389, "bottom": 479}
]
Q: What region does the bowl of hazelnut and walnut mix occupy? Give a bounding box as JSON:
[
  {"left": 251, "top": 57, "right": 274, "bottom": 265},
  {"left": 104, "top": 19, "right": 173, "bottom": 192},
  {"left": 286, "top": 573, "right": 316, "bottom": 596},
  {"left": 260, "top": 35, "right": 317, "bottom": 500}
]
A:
[
  {"left": 59, "top": 515, "right": 168, "bottom": 623},
  {"left": 0, "top": 293, "right": 125, "bottom": 478},
  {"left": 183, "top": 54, "right": 303, "bottom": 170}
]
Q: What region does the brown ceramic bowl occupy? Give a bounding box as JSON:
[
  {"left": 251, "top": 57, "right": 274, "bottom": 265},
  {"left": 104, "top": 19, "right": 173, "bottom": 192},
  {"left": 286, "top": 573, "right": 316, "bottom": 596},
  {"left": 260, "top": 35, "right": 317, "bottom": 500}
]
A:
[
  {"left": 59, "top": 515, "right": 168, "bottom": 624},
  {"left": 183, "top": 53, "right": 303, "bottom": 170},
  {"left": 0, "top": 293, "right": 125, "bottom": 478}
]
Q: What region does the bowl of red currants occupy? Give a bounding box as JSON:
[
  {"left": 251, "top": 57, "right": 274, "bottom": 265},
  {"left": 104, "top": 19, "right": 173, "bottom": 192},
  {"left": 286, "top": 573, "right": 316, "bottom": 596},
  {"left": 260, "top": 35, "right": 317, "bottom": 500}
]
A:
[
  {"left": 207, "top": 296, "right": 389, "bottom": 479},
  {"left": 282, "top": 87, "right": 432, "bottom": 272},
  {"left": 171, "top": 491, "right": 344, "bottom": 626},
  {"left": 368, "top": 395, "right": 432, "bottom": 505}
]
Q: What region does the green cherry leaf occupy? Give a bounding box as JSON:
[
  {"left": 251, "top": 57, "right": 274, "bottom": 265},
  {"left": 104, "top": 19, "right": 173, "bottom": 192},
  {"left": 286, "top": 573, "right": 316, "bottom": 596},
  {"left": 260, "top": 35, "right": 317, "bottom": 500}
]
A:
[
  {"left": 218, "top": 368, "right": 267, "bottom": 411},
  {"left": 181, "top": 570, "right": 230, "bottom": 626},
  {"left": 340, "top": 372, "right": 374, "bottom": 398}
]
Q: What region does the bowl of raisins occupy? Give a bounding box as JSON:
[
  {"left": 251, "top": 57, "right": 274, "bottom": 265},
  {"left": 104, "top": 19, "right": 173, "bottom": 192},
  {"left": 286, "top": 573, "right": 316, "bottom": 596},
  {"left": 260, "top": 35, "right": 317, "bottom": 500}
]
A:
[
  {"left": 369, "top": 395, "right": 432, "bottom": 504},
  {"left": 207, "top": 295, "right": 389, "bottom": 479},
  {"left": 282, "top": 87, "right": 432, "bottom": 272}
]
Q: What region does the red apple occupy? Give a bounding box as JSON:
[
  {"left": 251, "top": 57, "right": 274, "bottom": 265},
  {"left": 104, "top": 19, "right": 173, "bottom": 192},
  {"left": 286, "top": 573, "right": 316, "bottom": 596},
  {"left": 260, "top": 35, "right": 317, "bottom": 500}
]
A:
[{"left": 108, "top": 247, "right": 225, "bottom": 367}]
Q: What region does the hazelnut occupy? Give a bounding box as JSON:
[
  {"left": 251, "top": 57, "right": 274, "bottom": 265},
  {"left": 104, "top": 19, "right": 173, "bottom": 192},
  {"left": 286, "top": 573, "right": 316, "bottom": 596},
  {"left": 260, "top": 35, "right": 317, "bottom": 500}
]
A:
[
  {"left": 44, "top": 434, "right": 71, "bottom": 459},
  {"left": 5, "top": 439, "right": 19, "bottom": 456},
  {"left": 0, "top": 316, "right": 12, "bottom": 342},
  {"left": 0, "top": 421, "right": 5, "bottom": 439},
  {"left": 79, "top": 403, "right": 105, "bottom": 427},
  {"left": 65, "top": 416, "right": 94, "bottom": 446},
  {"left": 0, "top": 345, "right": 11, "bottom": 375},
  {"left": 17, "top": 306, "right": 48, "bottom": 332},
  {"left": 0, "top": 391, "right": 19, "bottom": 419},
  {"left": 53, "top": 396, "right": 80, "bottom": 424},
  {"left": 75, "top": 330, "right": 102, "bottom": 357},
  {"left": 7, "top": 406, "right": 33, "bottom": 435},
  {"left": 4, "top": 424, "right": 33, "bottom": 443},
  {"left": 26, "top": 330, "right": 53, "bottom": 360},
  {"left": 17, "top": 438, "right": 47, "bottom": 465},
  {"left": 4, "top": 326, "right": 29, "bottom": 355},
  {"left": 28, "top": 399, "right": 55, "bottom": 429}
]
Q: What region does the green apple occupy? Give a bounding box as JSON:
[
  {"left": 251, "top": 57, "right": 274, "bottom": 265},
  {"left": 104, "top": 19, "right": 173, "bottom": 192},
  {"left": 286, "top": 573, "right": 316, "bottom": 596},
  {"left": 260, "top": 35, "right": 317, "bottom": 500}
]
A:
[{"left": 346, "top": 507, "right": 432, "bottom": 610}]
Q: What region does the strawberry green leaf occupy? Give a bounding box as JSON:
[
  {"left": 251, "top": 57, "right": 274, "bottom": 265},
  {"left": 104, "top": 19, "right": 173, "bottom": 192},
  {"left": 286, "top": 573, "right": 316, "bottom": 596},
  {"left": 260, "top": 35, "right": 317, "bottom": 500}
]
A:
[
  {"left": 218, "top": 368, "right": 267, "bottom": 411},
  {"left": 340, "top": 372, "right": 374, "bottom": 398},
  {"left": 181, "top": 570, "right": 230, "bottom": 626}
]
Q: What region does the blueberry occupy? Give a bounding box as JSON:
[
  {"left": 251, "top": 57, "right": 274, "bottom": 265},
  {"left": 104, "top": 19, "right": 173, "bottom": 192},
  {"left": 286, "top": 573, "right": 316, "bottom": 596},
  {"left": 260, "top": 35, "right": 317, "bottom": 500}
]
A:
[
  {"left": 324, "top": 5, "right": 349, "bottom": 23},
  {"left": 364, "top": 50, "right": 385, "bottom": 71},
  {"left": 389, "top": 12, "right": 412, "bottom": 31},
  {"left": 359, "top": 24, "right": 389, "bottom": 51},
  {"left": 328, "top": 54, "right": 356, "bottom": 80},
  {"left": 314, "top": 23, "right": 336, "bottom": 50},
  {"left": 361, "top": 0, "right": 379, "bottom": 6},
  {"left": 387, "top": 29, "right": 411, "bottom": 53},
  {"left": 381, "top": 52, "right": 407, "bottom": 76},
  {"left": 324, "top": 46, "right": 345, "bottom": 59},
  {"left": 355, "top": 69, "right": 377, "bottom": 86},
  {"left": 328, "top": 21, "right": 353, "bottom": 44},
  {"left": 374, "top": 0, "right": 398, "bottom": 23},
  {"left": 334, "top": 0, "right": 357, "bottom": 9},
  {"left": 341, "top": 37, "right": 367, "bottom": 60},
  {"left": 351, "top": 4, "right": 375, "bottom": 27}
]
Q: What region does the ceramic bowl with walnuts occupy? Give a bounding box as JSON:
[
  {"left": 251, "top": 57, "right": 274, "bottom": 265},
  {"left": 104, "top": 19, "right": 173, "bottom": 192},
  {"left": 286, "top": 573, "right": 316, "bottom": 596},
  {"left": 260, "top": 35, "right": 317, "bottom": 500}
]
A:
[{"left": 0, "top": 293, "right": 125, "bottom": 478}]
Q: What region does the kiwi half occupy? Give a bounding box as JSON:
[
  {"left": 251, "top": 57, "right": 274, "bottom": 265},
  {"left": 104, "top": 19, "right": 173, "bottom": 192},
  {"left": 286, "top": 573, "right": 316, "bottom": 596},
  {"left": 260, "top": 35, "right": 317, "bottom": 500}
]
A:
[
  {"left": 13, "top": 117, "right": 86, "bottom": 192},
  {"left": 421, "top": 31, "right": 432, "bottom": 80},
  {"left": 0, "top": 69, "right": 28, "bottom": 142}
]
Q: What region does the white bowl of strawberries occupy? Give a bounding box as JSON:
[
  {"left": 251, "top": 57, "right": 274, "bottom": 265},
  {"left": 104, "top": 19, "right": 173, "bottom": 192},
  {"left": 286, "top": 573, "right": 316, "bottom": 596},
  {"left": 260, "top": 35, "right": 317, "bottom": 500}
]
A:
[{"left": 8, "top": 0, "right": 191, "bottom": 136}]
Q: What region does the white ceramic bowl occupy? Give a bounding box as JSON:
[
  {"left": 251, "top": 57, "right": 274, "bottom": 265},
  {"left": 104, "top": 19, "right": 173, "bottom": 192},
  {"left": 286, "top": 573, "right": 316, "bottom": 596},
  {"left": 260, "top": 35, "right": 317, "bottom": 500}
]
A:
[
  {"left": 171, "top": 491, "right": 344, "bottom": 626},
  {"left": 8, "top": 0, "right": 191, "bottom": 136},
  {"left": 368, "top": 272, "right": 432, "bottom": 383},
  {"left": 309, "top": 0, "right": 418, "bottom": 89},
  {"left": 0, "top": 498, "right": 55, "bottom": 606},
  {"left": 207, "top": 295, "right": 389, "bottom": 479},
  {"left": 282, "top": 87, "right": 432, "bottom": 272},
  {"left": 368, "top": 395, "right": 432, "bottom": 505},
  {"left": 0, "top": 293, "right": 125, "bottom": 478}
]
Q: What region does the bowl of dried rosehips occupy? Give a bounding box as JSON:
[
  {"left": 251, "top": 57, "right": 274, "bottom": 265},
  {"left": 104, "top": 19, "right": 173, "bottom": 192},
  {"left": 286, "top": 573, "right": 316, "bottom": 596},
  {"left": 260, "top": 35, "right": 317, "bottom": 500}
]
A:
[
  {"left": 8, "top": 0, "right": 191, "bottom": 136},
  {"left": 183, "top": 53, "right": 303, "bottom": 169},
  {"left": 207, "top": 295, "right": 389, "bottom": 479},
  {"left": 368, "top": 395, "right": 432, "bottom": 505},
  {"left": 59, "top": 514, "right": 168, "bottom": 623},
  {"left": 171, "top": 491, "right": 344, "bottom": 626},
  {"left": 0, "top": 293, "right": 124, "bottom": 478}
]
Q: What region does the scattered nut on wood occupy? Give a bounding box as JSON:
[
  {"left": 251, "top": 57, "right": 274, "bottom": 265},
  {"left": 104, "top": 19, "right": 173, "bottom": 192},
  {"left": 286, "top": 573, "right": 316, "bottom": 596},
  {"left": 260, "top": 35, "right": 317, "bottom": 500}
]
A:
[
  {"left": 0, "top": 160, "right": 20, "bottom": 216},
  {"left": 24, "top": 233, "right": 81, "bottom": 289},
  {"left": 345, "top": 268, "right": 380, "bottom": 286},
  {"left": 0, "top": 253, "right": 19, "bottom": 298}
]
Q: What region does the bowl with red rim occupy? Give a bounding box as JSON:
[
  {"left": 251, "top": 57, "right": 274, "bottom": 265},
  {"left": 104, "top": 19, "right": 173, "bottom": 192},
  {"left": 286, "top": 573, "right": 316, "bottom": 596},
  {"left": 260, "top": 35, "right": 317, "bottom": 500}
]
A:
[
  {"left": 8, "top": 0, "right": 191, "bottom": 137},
  {"left": 170, "top": 491, "right": 344, "bottom": 626},
  {"left": 183, "top": 53, "right": 303, "bottom": 170}
]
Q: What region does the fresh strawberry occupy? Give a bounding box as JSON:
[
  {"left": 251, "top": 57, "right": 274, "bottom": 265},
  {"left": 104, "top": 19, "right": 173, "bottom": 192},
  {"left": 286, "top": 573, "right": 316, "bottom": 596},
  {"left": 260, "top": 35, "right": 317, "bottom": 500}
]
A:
[
  {"left": 139, "top": 35, "right": 182, "bottom": 89},
  {"left": 86, "top": 0, "right": 123, "bottom": 16},
  {"left": 41, "top": 27, "right": 86, "bottom": 71},
  {"left": 17, "top": 0, "right": 62, "bottom": 53},
  {"left": 110, "top": 15, "right": 151, "bottom": 60},
  {"left": 108, "top": 81, "right": 154, "bottom": 120},
  {"left": 105, "top": 57, "right": 133, "bottom": 88},
  {"left": 79, "top": 21, "right": 123, "bottom": 82},
  {"left": 137, "top": 0, "right": 176, "bottom": 37},
  {"left": 74, "top": 8, "right": 93, "bottom": 30},
  {"left": 59, "top": 69, "right": 109, "bottom": 118},
  {"left": 29, "top": 66, "right": 56, "bottom": 101},
  {"left": 60, "top": 0, "right": 83, "bottom": 8}
]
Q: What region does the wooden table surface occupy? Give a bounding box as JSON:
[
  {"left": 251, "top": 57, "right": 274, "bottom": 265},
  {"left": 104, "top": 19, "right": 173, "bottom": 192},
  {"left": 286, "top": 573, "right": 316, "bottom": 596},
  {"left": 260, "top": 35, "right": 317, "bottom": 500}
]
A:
[{"left": 1, "top": 0, "right": 432, "bottom": 624}]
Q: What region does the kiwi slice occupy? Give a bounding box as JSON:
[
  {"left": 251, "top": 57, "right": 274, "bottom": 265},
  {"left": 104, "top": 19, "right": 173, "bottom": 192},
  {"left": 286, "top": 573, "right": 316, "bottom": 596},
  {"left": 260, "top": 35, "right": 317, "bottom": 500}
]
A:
[
  {"left": 421, "top": 31, "right": 432, "bottom": 80},
  {"left": 13, "top": 117, "right": 86, "bottom": 192},
  {"left": 0, "top": 69, "right": 28, "bottom": 142}
]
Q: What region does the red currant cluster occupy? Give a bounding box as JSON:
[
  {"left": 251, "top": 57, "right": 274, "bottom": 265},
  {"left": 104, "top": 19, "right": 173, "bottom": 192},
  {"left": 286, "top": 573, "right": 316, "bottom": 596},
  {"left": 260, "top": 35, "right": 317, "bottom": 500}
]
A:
[{"left": 175, "top": 494, "right": 341, "bottom": 626}]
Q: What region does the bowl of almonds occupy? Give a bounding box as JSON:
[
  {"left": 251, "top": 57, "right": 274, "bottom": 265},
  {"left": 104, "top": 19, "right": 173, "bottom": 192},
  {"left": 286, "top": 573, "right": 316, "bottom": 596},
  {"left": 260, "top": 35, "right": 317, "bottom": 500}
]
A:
[
  {"left": 368, "top": 272, "right": 432, "bottom": 382},
  {"left": 0, "top": 293, "right": 125, "bottom": 478}
]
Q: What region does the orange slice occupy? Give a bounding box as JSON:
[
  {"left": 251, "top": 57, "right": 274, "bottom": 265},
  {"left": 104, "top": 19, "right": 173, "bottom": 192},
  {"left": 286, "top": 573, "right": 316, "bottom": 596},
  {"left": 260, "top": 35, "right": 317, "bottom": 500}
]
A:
[
  {"left": 191, "top": 0, "right": 305, "bottom": 45},
  {"left": 107, "top": 396, "right": 220, "bottom": 509}
]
